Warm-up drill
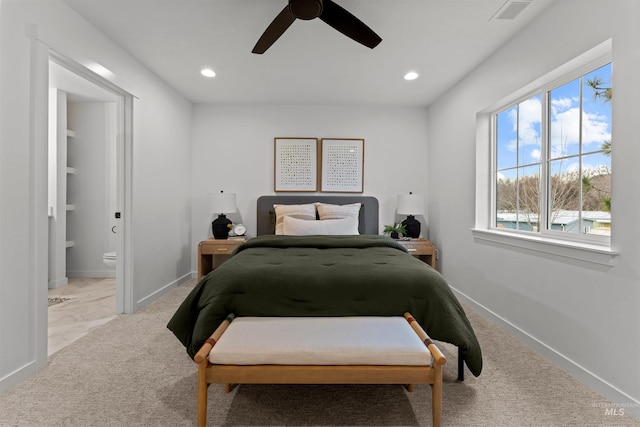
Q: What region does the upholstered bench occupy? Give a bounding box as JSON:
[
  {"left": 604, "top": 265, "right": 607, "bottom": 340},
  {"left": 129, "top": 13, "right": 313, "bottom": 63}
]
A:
[{"left": 194, "top": 312, "right": 446, "bottom": 427}]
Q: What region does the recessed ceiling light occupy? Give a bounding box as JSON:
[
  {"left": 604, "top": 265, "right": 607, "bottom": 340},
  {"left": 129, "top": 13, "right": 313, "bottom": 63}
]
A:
[
  {"left": 404, "top": 71, "right": 419, "bottom": 81},
  {"left": 201, "top": 68, "right": 216, "bottom": 78}
]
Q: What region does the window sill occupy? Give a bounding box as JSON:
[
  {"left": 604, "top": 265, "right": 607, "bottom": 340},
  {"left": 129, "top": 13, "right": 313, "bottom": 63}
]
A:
[{"left": 471, "top": 228, "right": 618, "bottom": 267}]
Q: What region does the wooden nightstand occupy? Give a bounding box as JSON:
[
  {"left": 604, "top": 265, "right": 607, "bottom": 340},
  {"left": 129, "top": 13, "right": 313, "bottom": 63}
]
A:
[
  {"left": 198, "top": 238, "right": 246, "bottom": 280},
  {"left": 395, "top": 238, "right": 438, "bottom": 271}
]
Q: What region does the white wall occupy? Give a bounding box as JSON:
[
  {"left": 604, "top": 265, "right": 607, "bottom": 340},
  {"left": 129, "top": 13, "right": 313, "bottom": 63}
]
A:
[
  {"left": 0, "top": 0, "right": 192, "bottom": 392},
  {"left": 427, "top": 0, "right": 640, "bottom": 415},
  {"left": 47, "top": 89, "right": 68, "bottom": 288},
  {"left": 66, "top": 101, "right": 114, "bottom": 278},
  {"left": 190, "top": 105, "right": 430, "bottom": 271}
]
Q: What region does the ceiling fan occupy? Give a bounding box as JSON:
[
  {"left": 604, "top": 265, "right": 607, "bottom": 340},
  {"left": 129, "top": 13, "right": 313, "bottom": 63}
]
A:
[{"left": 252, "top": 0, "right": 382, "bottom": 54}]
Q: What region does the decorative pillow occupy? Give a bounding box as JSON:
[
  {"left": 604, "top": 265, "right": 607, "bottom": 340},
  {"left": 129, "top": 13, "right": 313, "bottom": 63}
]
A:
[
  {"left": 315, "top": 202, "right": 362, "bottom": 221},
  {"left": 283, "top": 216, "right": 359, "bottom": 236},
  {"left": 273, "top": 203, "right": 317, "bottom": 235}
]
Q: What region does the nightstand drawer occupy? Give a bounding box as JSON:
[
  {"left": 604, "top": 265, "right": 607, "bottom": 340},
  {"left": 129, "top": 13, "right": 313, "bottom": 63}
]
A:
[
  {"left": 198, "top": 238, "right": 246, "bottom": 279},
  {"left": 199, "top": 242, "right": 239, "bottom": 255}
]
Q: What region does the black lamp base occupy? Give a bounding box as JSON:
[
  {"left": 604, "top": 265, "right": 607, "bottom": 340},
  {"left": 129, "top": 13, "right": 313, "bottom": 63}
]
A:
[
  {"left": 212, "top": 214, "right": 232, "bottom": 239},
  {"left": 401, "top": 215, "right": 421, "bottom": 238}
]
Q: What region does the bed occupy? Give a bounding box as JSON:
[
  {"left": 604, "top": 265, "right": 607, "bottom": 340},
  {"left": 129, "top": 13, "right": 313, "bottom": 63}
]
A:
[{"left": 167, "top": 195, "right": 482, "bottom": 423}]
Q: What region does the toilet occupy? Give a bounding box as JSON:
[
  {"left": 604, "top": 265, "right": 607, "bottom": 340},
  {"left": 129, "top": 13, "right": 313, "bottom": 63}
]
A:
[{"left": 103, "top": 251, "right": 116, "bottom": 270}]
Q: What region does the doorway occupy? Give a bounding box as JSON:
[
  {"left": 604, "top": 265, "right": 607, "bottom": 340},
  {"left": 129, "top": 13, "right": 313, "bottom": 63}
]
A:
[{"left": 47, "top": 51, "right": 134, "bottom": 334}]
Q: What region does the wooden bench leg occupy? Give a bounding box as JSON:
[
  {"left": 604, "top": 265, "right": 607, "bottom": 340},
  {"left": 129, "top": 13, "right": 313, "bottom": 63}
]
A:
[
  {"left": 197, "top": 360, "right": 209, "bottom": 427},
  {"left": 432, "top": 363, "right": 443, "bottom": 427}
]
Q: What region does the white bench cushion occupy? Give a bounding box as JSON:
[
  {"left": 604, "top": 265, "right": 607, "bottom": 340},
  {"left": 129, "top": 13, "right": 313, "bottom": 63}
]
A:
[{"left": 209, "top": 316, "right": 431, "bottom": 366}]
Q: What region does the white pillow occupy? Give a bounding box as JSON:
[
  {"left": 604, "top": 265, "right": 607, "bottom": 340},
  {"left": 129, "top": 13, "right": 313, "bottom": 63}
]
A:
[
  {"left": 283, "top": 216, "right": 359, "bottom": 236},
  {"left": 273, "top": 203, "right": 317, "bottom": 235},
  {"left": 315, "top": 202, "right": 362, "bottom": 221}
]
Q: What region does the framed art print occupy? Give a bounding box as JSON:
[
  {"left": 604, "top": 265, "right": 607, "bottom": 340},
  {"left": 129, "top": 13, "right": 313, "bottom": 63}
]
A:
[
  {"left": 274, "top": 137, "right": 318, "bottom": 192},
  {"left": 320, "top": 138, "right": 364, "bottom": 193}
]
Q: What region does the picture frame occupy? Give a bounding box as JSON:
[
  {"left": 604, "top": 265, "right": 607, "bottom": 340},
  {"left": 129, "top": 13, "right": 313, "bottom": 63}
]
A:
[
  {"left": 274, "top": 137, "right": 318, "bottom": 192},
  {"left": 320, "top": 138, "right": 364, "bottom": 193}
]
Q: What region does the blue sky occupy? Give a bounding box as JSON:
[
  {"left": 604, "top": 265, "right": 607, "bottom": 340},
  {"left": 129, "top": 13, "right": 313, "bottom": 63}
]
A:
[{"left": 496, "top": 63, "right": 612, "bottom": 181}]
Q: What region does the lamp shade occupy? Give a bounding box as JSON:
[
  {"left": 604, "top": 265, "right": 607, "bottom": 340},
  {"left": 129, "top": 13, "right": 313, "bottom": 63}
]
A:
[
  {"left": 397, "top": 193, "right": 425, "bottom": 216},
  {"left": 209, "top": 191, "right": 237, "bottom": 214}
]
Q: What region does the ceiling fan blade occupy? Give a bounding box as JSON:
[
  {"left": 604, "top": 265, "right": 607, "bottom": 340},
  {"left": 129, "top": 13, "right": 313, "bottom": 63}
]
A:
[
  {"left": 319, "top": 0, "right": 382, "bottom": 49},
  {"left": 252, "top": 6, "right": 297, "bottom": 54}
]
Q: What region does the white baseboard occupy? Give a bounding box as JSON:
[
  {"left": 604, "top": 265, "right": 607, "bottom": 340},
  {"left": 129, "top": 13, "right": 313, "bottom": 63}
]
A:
[
  {"left": 0, "top": 361, "right": 36, "bottom": 395},
  {"left": 451, "top": 286, "right": 640, "bottom": 420},
  {"left": 67, "top": 270, "right": 115, "bottom": 278},
  {"left": 48, "top": 277, "right": 68, "bottom": 289},
  {"left": 2, "top": 272, "right": 193, "bottom": 396},
  {"left": 136, "top": 272, "right": 192, "bottom": 310}
]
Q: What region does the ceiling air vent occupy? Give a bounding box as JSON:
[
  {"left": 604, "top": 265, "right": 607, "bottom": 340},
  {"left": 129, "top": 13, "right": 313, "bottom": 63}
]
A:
[{"left": 490, "top": 0, "right": 532, "bottom": 21}]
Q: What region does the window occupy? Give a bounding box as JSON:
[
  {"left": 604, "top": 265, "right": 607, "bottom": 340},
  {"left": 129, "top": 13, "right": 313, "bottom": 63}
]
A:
[{"left": 493, "top": 62, "right": 612, "bottom": 245}]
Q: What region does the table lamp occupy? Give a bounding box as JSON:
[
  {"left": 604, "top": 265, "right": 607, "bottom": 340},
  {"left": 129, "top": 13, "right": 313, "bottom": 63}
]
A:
[
  {"left": 209, "top": 191, "right": 237, "bottom": 239},
  {"left": 397, "top": 192, "right": 425, "bottom": 238}
]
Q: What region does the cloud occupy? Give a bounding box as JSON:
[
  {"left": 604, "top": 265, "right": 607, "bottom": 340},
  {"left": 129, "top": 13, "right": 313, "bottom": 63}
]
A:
[
  {"left": 551, "top": 97, "right": 574, "bottom": 113},
  {"left": 519, "top": 96, "right": 542, "bottom": 127},
  {"left": 566, "top": 161, "right": 581, "bottom": 174},
  {"left": 550, "top": 107, "right": 579, "bottom": 154},
  {"left": 550, "top": 107, "right": 611, "bottom": 155},
  {"left": 582, "top": 111, "right": 611, "bottom": 146},
  {"left": 505, "top": 97, "right": 541, "bottom": 152},
  {"left": 557, "top": 161, "right": 610, "bottom": 176},
  {"left": 530, "top": 149, "right": 541, "bottom": 160},
  {"left": 517, "top": 97, "right": 542, "bottom": 147},
  {"left": 500, "top": 94, "right": 610, "bottom": 160}
]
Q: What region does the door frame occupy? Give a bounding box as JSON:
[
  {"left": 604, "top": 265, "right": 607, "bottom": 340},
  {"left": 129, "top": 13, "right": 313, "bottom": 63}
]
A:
[{"left": 48, "top": 50, "right": 134, "bottom": 314}]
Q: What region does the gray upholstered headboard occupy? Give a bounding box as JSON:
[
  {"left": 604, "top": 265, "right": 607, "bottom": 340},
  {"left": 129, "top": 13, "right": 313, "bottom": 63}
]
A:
[{"left": 256, "top": 195, "right": 379, "bottom": 235}]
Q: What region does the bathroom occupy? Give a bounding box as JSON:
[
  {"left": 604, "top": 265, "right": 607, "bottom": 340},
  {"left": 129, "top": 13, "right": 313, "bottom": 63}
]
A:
[{"left": 47, "top": 60, "right": 119, "bottom": 355}]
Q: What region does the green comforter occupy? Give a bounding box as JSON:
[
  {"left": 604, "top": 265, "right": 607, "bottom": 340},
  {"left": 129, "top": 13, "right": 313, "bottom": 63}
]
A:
[{"left": 167, "top": 235, "right": 482, "bottom": 376}]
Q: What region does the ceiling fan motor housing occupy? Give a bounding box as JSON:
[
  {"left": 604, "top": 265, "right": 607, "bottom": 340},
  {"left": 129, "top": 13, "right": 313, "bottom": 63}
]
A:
[{"left": 289, "top": 0, "right": 323, "bottom": 20}]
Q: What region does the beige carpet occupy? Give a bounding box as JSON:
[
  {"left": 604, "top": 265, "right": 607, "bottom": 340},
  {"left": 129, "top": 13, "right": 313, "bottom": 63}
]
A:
[{"left": 0, "top": 279, "right": 638, "bottom": 426}]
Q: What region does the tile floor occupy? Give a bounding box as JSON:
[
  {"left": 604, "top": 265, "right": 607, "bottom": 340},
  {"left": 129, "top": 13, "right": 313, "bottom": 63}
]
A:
[{"left": 47, "top": 277, "right": 116, "bottom": 357}]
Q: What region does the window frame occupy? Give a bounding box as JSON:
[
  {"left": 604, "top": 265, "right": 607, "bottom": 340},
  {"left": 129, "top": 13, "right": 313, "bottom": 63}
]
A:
[{"left": 473, "top": 40, "right": 617, "bottom": 266}]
